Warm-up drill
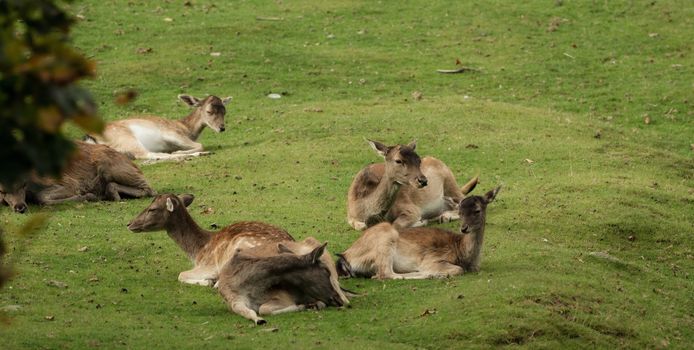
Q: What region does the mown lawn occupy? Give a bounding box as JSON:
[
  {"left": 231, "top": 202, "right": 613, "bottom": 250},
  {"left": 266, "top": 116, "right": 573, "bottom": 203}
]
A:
[{"left": 1, "top": 1, "right": 692, "bottom": 349}]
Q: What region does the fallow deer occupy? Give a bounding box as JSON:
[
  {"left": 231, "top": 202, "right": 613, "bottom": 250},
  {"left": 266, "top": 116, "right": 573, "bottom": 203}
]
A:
[
  {"left": 217, "top": 239, "right": 349, "bottom": 325},
  {"left": 337, "top": 186, "right": 500, "bottom": 279},
  {"left": 347, "top": 140, "right": 479, "bottom": 230},
  {"left": 87, "top": 94, "right": 231, "bottom": 161},
  {"left": 127, "top": 193, "right": 293, "bottom": 286},
  {"left": 0, "top": 141, "right": 155, "bottom": 213}
]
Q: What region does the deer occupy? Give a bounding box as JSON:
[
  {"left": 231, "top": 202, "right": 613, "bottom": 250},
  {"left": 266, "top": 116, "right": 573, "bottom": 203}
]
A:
[
  {"left": 127, "top": 193, "right": 350, "bottom": 301},
  {"left": 217, "top": 239, "right": 350, "bottom": 325},
  {"left": 347, "top": 139, "right": 479, "bottom": 230},
  {"left": 337, "top": 186, "right": 500, "bottom": 279},
  {"left": 0, "top": 141, "right": 155, "bottom": 213},
  {"left": 86, "top": 94, "right": 232, "bottom": 161},
  {"left": 127, "top": 193, "right": 293, "bottom": 286}
]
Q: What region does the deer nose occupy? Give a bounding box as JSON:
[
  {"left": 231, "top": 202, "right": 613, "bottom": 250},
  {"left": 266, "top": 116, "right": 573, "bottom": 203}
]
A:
[
  {"left": 219, "top": 126, "right": 226, "bottom": 132},
  {"left": 14, "top": 204, "right": 27, "bottom": 214},
  {"left": 417, "top": 176, "right": 428, "bottom": 188}
]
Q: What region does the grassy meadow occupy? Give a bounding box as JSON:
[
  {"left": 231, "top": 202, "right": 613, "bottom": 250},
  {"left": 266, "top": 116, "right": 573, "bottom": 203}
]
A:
[{"left": 1, "top": 0, "right": 692, "bottom": 348}]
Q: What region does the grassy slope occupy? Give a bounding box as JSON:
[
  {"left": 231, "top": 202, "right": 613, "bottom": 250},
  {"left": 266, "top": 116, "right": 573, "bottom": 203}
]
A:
[{"left": 1, "top": 0, "right": 692, "bottom": 348}]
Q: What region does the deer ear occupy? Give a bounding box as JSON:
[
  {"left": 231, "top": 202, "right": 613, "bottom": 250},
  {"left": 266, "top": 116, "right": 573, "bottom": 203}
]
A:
[
  {"left": 406, "top": 140, "right": 417, "bottom": 150},
  {"left": 179, "top": 194, "right": 195, "bottom": 207},
  {"left": 222, "top": 96, "right": 232, "bottom": 105},
  {"left": 484, "top": 186, "right": 501, "bottom": 203},
  {"left": 178, "top": 94, "right": 200, "bottom": 107},
  {"left": 165, "top": 198, "right": 175, "bottom": 212},
  {"left": 367, "top": 139, "right": 390, "bottom": 158},
  {"left": 277, "top": 243, "right": 294, "bottom": 254},
  {"left": 308, "top": 242, "right": 328, "bottom": 264}
]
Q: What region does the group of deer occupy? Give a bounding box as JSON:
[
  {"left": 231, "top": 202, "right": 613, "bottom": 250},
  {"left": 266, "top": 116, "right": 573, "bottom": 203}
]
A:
[{"left": 1, "top": 94, "right": 501, "bottom": 324}]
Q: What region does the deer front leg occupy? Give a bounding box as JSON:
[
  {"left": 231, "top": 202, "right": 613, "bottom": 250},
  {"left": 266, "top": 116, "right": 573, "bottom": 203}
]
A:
[
  {"left": 104, "top": 182, "right": 155, "bottom": 200},
  {"left": 258, "top": 292, "right": 306, "bottom": 316},
  {"left": 391, "top": 209, "right": 422, "bottom": 229},
  {"left": 178, "top": 267, "right": 218, "bottom": 286},
  {"left": 38, "top": 187, "right": 98, "bottom": 204},
  {"left": 398, "top": 261, "right": 463, "bottom": 279}
]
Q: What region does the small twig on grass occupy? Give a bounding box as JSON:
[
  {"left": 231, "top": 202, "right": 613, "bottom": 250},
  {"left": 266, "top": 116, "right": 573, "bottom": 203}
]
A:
[
  {"left": 563, "top": 52, "right": 575, "bottom": 59},
  {"left": 436, "top": 67, "right": 479, "bottom": 74},
  {"left": 256, "top": 16, "right": 283, "bottom": 21}
]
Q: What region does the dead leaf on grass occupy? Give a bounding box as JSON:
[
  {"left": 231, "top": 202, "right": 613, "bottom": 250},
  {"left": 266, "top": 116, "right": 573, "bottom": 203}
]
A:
[
  {"left": 419, "top": 308, "right": 437, "bottom": 317},
  {"left": 136, "top": 47, "right": 153, "bottom": 54},
  {"left": 46, "top": 280, "right": 68, "bottom": 289},
  {"left": 44, "top": 315, "right": 55, "bottom": 321},
  {"left": 78, "top": 246, "right": 88, "bottom": 252},
  {"left": 524, "top": 159, "right": 535, "bottom": 164},
  {"left": 201, "top": 207, "right": 214, "bottom": 215},
  {"left": 411, "top": 91, "right": 423, "bottom": 101}
]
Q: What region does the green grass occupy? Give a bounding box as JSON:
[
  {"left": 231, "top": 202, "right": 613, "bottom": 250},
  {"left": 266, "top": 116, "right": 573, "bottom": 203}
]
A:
[{"left": 1, "top": 0, "right": 692, "bottom": 348}]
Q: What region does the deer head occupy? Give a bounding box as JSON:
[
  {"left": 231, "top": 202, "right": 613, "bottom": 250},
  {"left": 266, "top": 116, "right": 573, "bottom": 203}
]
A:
[
  {"left": 459, "top": 186, "right": 500, "bottom": 234},
  {"left": 127, "top": 194, "right": 195, "bottom": 232},
  {"left": 0, "top": 182, "right": 28, "bottom": 214},
  {"left": 368, "top": 139, "right": 428, "bottom": 188},
  {"left": 179, "top": 94, "right": 232, "bottom": 133}
]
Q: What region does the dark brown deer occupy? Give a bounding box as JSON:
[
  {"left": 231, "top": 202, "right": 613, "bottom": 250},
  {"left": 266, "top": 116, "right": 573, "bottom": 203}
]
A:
[
  {"left": 127, "top": 194, "right": 293, "bottom": 286},
  {"left": 347, "top": 140, "right": 478, "bottom": 230},
  {"left": 0, "top": 141, "right": 155, "bottom": 213},
  {"left": 217, "top": 240, "right": 349, "bottom": 325},
  {"left": 338, "top": 186, "right": 500, "bottom": 279},
  {"left": 87, "top": 94, "right": 231, "bottom": 161}
]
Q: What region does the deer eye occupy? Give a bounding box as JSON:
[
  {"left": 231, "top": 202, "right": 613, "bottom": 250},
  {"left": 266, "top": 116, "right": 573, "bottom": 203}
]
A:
[{"left": 395, "top": 159, "right": 403, "bottom": 164}]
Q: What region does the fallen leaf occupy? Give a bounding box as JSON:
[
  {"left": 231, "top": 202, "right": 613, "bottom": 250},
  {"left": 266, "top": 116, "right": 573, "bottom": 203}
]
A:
[
  {"left": 115, "top": 89, "right": 138, "bottom": 105},
  {"left": 648, "top": 32, "right": 659, "bottom": 38},
  {"left": 201, "top": 207, "right": 214, "bottom": 215},
  {"left": 45, "top": 315, "right": 55, "bottom": 321},
  {"left": 419, "top": 308, "right": 437, "bottom": 317},
  {"left": 643, "top": 115, "right": 651, "bottom": 124},
  {"left": 164, "top": 17, "right": 173, "bottom": 22},
  {"left": 89, "top": 276, "right": 100, "bottom": 283},
  {"left": 267, "top": 93, "right": 282, "bottom": 99},
  {"left": 46, "top": 280, "right": 68, "bottom": 289},
  {"left": 78, "top": 246, "right": 88, "bottom": 252},
  {"left": 524, "top": 159, "right": 535, "bottom": 164},
  {"left": 136, "top": 47, "right": 153, "bottom": 54},
  {"left": 411, "top": 91, "right": 423, "bottom": 101},
  {"left": 210, "top": 52, "right": 221, "bottom": 57}
]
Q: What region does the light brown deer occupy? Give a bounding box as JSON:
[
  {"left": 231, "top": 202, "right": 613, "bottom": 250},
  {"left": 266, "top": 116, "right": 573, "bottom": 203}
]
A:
[
  {"left": 347, "top": 140, "right": 479, "bottom": 230},
  {"left": 217, "top": 239, "right": 350, "bottom": 325},
  {"left": 87, "top": 94, "right": 231, "bottom": 161},
  {"left": 127, "top": 194, "right": 293, "bottom": 286},
  {"left": 337, "top": 186, "right": 500, "bottom": 279},
  {"left": 0, "top": 141, "right": 155, "bottom": 213}
]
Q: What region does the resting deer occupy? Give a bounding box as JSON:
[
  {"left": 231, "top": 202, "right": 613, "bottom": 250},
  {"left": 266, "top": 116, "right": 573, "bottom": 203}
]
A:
[
  {"left": 218, "top": 240, "right": 349, "bottom": 325},
  {"left": 87, "top": 94, "right": 231, "bottom": 161},
  {"left": 0, "top": 141, "right": 155, "bottom": 213},
  {"left": 127, "top": 193, "right": 293, "bottom": 286},
  {"left": 337, "top": 186, "right": 500, "bottom": 279},
  {"left": 347, "top": 140, "right": 479, "bottom": 230}
]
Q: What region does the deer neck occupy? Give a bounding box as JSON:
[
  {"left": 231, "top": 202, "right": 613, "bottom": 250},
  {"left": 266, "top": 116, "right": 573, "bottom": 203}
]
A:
[
  {"left": 373, "top": 171, "right": 402, "bottom": 218},
  {"left": 455, "top": 225, "right": 485, "bottom": 271},
  {"left": 164, "top": 209, "right": 212, "bottom": 261},
  {"left": 180, "top": 109, "right": 206, "bottom": 141}
]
